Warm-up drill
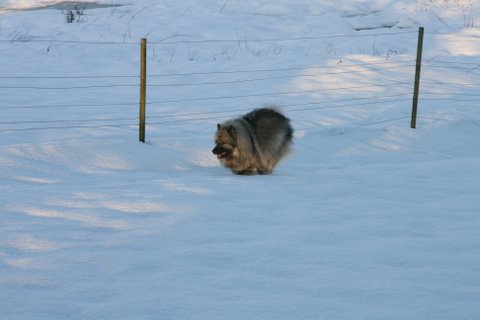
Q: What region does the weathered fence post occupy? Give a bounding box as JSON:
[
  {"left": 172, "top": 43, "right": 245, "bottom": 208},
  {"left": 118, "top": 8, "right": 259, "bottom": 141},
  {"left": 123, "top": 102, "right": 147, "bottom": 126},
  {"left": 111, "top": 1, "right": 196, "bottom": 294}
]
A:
[
  {"left": 139, "top": 38, "right": 147, "bottom": 142},
  {"left": 411, "top": 27, "right": 424, "bottom": 129}
]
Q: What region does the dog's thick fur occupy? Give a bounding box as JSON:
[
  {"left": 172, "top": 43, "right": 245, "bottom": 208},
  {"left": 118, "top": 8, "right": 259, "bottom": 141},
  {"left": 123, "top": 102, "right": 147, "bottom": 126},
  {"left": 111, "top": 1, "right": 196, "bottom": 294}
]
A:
[{"left": 212, "top": 106, "right": 293, "bottom": 175}]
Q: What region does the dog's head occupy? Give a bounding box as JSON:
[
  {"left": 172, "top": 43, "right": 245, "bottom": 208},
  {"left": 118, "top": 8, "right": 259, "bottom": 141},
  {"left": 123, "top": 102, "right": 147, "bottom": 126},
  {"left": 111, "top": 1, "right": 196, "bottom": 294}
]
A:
[{"left": 212, "top": 123, "right": 237, "bottom": 159}]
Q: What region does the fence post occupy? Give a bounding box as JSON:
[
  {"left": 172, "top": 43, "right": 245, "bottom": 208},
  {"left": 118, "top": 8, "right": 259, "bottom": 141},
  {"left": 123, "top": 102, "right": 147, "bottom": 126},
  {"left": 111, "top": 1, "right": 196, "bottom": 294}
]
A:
[
  {"left": 139, "top": 38, "right": 147, "bottom": 142},
  {"left": 411, "top": 27, "right": 424, "bottom": 129}
]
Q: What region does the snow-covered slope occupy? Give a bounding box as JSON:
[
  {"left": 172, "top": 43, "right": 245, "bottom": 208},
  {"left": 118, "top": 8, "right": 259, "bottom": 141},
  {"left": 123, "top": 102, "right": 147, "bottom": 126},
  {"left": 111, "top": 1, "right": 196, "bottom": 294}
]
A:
[{"left": 1, "top": 1, "right": 479, "bottom": 319}]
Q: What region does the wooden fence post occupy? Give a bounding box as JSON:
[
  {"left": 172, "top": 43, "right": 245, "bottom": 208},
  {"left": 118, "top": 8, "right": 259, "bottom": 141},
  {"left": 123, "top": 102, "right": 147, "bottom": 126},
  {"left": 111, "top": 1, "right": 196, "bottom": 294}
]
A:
[
  {"left": 139, "top": 38, "right": 147, "bottom": 142},
  {"left": 411, "top": 27, "right": 424, "bottom": 129}
]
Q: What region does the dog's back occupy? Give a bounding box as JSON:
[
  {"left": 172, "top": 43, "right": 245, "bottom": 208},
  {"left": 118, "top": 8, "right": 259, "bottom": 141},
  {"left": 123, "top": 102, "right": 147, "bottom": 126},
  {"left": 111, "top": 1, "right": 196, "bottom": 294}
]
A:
[
  {"left": 243, "top": 107, "right": 293, "bottom": 159},
  {"left": 242, "top": 107, "right": 293, "bottom": 172}
]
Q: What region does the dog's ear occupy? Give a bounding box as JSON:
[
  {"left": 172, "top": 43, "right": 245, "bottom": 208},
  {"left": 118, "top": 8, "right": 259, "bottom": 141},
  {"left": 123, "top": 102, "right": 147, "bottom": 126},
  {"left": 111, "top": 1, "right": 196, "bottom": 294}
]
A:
[
  {"left": 227, "top": 125, "right": 236, "bottom": 137},
  {"left": 217, "top": 123, "right": 221, "bottom": 130}
]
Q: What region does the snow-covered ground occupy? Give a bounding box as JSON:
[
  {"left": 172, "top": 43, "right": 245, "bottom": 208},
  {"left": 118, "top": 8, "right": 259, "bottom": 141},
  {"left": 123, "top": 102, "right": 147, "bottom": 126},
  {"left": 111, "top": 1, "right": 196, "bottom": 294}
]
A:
[{"left": 1, "top": 1, "right": 480, "bottom": 319}]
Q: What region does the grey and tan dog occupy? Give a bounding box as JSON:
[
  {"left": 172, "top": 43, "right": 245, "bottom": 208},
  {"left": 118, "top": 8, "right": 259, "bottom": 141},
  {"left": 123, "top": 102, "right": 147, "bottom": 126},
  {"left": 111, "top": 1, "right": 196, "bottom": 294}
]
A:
[{"left": 212, "top": 106, "right": 293, "bottom": 175}]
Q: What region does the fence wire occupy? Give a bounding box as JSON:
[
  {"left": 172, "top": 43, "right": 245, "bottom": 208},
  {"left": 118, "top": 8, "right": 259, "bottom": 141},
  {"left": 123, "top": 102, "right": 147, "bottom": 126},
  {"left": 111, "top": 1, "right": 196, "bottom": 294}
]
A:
[
  {"left": 0, "top": 32, "right": 479, "bottom": 133},
  {"left": 0, "top": 30, "right": 418, "bottom": 45}
]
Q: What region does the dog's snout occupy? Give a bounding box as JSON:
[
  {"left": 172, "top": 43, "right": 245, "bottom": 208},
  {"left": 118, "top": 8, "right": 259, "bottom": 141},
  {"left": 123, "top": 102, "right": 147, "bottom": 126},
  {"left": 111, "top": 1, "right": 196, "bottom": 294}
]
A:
[{"left": 212, "top": 145, "right": 221, "bottom": 155}]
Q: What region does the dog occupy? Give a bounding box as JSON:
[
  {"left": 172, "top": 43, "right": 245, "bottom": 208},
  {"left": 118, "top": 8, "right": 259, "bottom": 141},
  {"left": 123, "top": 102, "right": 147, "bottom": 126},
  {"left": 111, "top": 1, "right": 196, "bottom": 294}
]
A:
[{"left": 212, "top": 106, "right": 293, "bottom": 175}]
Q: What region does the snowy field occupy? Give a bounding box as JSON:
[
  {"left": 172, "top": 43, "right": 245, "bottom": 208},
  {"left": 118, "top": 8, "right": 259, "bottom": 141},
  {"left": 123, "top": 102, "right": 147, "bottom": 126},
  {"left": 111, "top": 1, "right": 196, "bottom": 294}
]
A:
[{"left": 1, "top": 1, "right": 480, "bottom": 319}]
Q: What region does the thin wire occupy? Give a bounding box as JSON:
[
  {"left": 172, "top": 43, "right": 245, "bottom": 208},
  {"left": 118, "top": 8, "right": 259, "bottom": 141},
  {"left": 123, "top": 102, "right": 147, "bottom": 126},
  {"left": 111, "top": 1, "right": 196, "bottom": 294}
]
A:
[
  {"left": 146, "top": 98, "right": 413, "bottom": 126},
  {"left": 1, "top": 101, "right": 137, "bottom": 110},
  {"left": 0, "top": 117, "right": 137, "bottom": 126},
  {"left": 0, "top": 39, "right": 139, "bottom": 45},
  {"left": 149, "top": 60, "right": 416, "bottom": 78},
  {"left": 422, "top": 81, "right": 480, "bottom": 86},
  {"left": 8, "top": 95, "right": 406, "bottom": 127},
  {"left": 0, "top": 80, "right": 407, "bottom": 90},
  {"left": 420, "top": 97, "right": 480, "bottom": 102},
  {"left": 424, "top": 64, "right": 480, "bottom": 71},
  {"left": 7, "top": 95, "right": 476, "bottom": 132},
  {"left": 421, "top": 92, "right": 480, "bottom": 97},
  {"left": 147, "top": 31, "right": 418, "bottom": 44},
  {"left": 286, "top": 98, "right": 412, "bottom": 113},
  {"left": 0, "top": 84, "right": 138, "bottom": 90},
  {"left": 148, "top": 82, "right": 412, "bottom": 105},
  {"left": 0, "top": 65, "right": 414, "bottom": 90},
  {"left": 0, "top": 123, "right": 134, "bottom": 133},
  {"left": 0, "top": 95, "right": 414, "bottom": 131},
  {"left": 425, "top": 60, "right": 480, "bottom": 66},
  {"left": 147, "top": 65, "right": 415, "bottom": 87},
  {"left": 363, "top": 116, "right": 410, "bottom": 126},
  {"left": 424, "top": 31, "right": 480, "bottom": 38},
  {"left": 0, "top": 30, "right": 417, "bottom": 45},
  {"left": 0, "top": 62, "right": 414, "bottom": 85},
  {"left": 147, "top": 93, "right": 412, "bottom": 120},
  {"left": 0, "top": 74, "right": 138, "bottom": 79}
]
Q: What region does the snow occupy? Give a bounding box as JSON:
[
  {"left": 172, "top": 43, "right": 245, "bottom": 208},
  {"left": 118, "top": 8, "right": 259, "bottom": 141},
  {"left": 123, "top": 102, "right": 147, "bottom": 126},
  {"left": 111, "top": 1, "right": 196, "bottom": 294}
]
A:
[{"left": 1, "top": 0, "right": 480, "bottom": 319}]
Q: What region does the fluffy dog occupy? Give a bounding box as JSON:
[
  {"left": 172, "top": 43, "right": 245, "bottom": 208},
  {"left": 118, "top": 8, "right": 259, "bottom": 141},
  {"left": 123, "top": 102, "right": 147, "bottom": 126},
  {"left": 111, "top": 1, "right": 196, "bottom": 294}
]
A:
[{"left": 212, "top": 106, "right": 293, "bottom": 175}]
